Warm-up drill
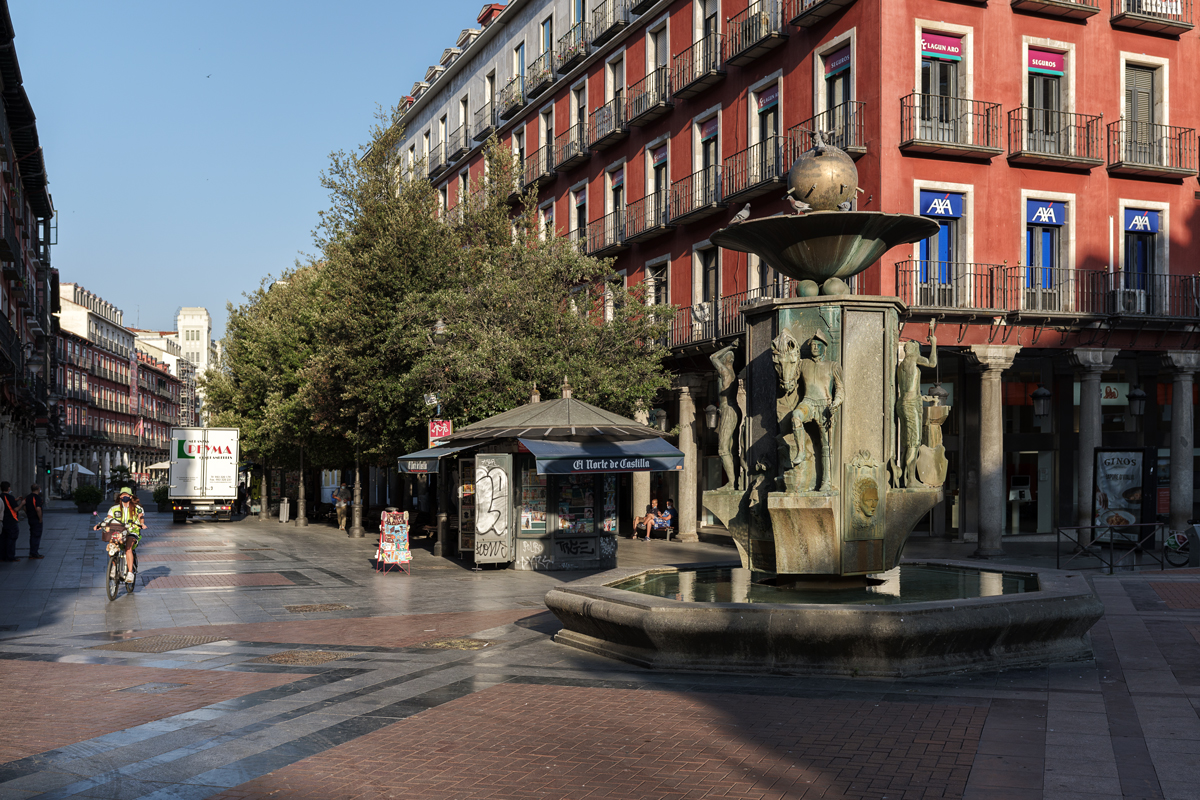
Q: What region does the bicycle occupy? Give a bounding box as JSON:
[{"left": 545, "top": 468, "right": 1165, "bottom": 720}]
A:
[
  {"left": 96, "top": 520, "right": 139, "bottom": 601},
  {"left": 1166, "top": 529, "right": 1192, "bottom": 568}
]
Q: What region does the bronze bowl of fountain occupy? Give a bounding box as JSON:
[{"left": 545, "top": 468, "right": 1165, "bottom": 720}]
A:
[{"left": 711, "top": 141, "right": 938, "bottom": 295}]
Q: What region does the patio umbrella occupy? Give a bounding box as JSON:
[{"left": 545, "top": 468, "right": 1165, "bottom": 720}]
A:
[{"left": 54, "top": 463, "right": 95, "bottom": 476}]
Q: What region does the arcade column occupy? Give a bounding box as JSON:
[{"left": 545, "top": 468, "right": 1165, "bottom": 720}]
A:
[
  {"left": 968, "top": 345, "right": 1021, "bottom": 558},
  {"left": 1161, "top": 351, "right": 1200, "bottom": 535},
  {"left": 676, "top": 375, "right": 704, "bottom": 543},
  {"left": 1070, "top": 348, "right": 1119, "bottom": 546},
  {"left": 632, "top": 407, "right": 651, "bottom": 533}
]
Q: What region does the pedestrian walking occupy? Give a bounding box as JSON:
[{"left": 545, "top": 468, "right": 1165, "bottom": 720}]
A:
[
  {"left": 236, "top": 482, "right": 248, "bottom": 515},
  {"left": 0, "top": 482, "right": 24, "bottom": 562},
  {"left": 25, "top": 483, "right": 43, "bottom": 559},
  {"left": 335, "top": 482, "right": 350, "bottom": 531}
]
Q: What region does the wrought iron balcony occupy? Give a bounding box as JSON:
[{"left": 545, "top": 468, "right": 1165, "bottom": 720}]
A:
[
  {"left": 1110, "top": 0, "right": 1193, "bottom": 34},
  {"left": 723, "top": 137, "right": 787, "bottom": 203},
  {"left": 726, "top": 0, "right": 788, "bottom": 67},
  {"left": 526, "top": 51, "right": 555, "bottom": 98},
  {"left": 523, "top": 145, "right": 556, "bottom": 189},
  {"left": 790, "top": 101, "right": 867, "bottom": 159},
  {"left": 1011, "top": 0, "right": 1099, "bottom": 19},
  {"left": 557, "top": 23, "right": 591, "bottom": 73},
  {"left": 427, "top": 143, "right": 447, "bottom": 177},
  {"left": 669, "top": 166, "right": 724, "bottom": 223},
  {"left": 589, "top": 97, "right": 627, "bottom": 151},
  {"left": 592, "top": 0, "right": 632, "bottom": 46},
  {"left": 498, "top": 75, "right": 526, "bottom": 120},
  {"left": 569, "top": 226, "right": 589, "bottom": 253},
  {"left": 1107, "top": 271, "right": 1200, "bottom": 318},
  {"left": 786, "top": 0, "right": 859, "bottom": 27},
  {"left": 1007, "top": 108, "right": 1104, "bottom": 169},
  {"left": 666, "top": 285, "right": 801, "bottom": 350},
  {"left": 627, "top": 67, "right": 672, "bottom": 127},
  {"left": 671, "top": 34, "right": 724, "bottom": 100},
  {"left": 899, "top": 94, "right": 1004, "bottom": 157},
  {"left": 625, "top": 192, "right": 672, "bottom": 243},
  {"left": 446, "top": 125, "right": 468, "bottom": 162},
  {"left": 894, "top": 261, "right": 1004, "bottom": 312},
  {"left": 587, "top": 209, "right": 626, "bottom": 255},
  {"left": 996, "top": 266, "right": 1108, "bottom": 315},
  {"left": 555, "top": 123, "right": 592, "bottom": 170},
  {"left": 473, "top": 102, "right": 496, "bottom": 141},
  {"left": 630, "top": 0, "right": 657, "bottom": 11},
  {"left": 1106, "top": 120, "right": 1197, "bottom": 177}
]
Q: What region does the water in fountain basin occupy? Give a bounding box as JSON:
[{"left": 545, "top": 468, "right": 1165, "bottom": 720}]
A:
[{"left": 611, "top": 563, "right": 1038, "bottom": 606}]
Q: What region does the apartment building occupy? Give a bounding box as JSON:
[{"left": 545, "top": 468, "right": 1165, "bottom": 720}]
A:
[
  {"left": 131, "top": 328, "right": 201, "bottom": 428},
  {"left": 399, "top": 0, "right": 1200, "bottom": 546}
]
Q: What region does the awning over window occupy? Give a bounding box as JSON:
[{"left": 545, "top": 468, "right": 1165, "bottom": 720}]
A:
[
  {"left": 517, "top": 437, "right": 684, "bottom": 475},
  {"left": 397, "top": 444, "right": 474, "bottom": 474}
]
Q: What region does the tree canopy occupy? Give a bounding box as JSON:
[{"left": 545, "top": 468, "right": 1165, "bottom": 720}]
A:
[{"left": 204, "top": 105, "right": 675, "bottom": 467}]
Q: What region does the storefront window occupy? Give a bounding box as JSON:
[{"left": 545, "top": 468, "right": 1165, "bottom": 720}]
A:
[
  {"left": 519, "top": 463, "right": 547, "bottom": 534},
  {"left": 556, "top": 474, "right": 595, "bottom": 535}
]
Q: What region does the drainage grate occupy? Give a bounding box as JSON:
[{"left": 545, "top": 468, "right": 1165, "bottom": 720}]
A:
[
  {"left": 420, "top": 638, "right": 492, "bottom": 651},
  {"left": 284, "top": 603, "right": 352, "bottom": 613},
  {"left": 119, "top": 682, "right": 187, "bottom": 694},
  {"left": 248, "top": 650, "right": 349, "bottom": 665},
  {"left": 90, "top": 635, "right": 227, "bottom": 653}
]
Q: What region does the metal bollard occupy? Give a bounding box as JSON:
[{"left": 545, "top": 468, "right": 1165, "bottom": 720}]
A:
[{"left": 279, "top": 498, "right": 290, "bottom": 524}]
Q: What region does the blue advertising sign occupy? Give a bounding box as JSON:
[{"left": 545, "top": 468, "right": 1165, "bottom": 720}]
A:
[
  {"left": 919, "top": 190, "right": 964, "bottom": 218},
  {"left": 1026, "top": 200, "right": 1065, "bottom": 227},
  {"left": 1124, "top": 208, "right": 1159, "bottom": 233}
]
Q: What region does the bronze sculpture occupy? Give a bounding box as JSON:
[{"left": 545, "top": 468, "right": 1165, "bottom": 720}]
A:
[
  {"left": 896, "top": 331, "right": 938, "bottom": 487},
  {"left": 709, "top": 345, "right": 740, "bottom": 490},
  {"left": 794, "top": 331, "right": 843, "bottom": 493}
]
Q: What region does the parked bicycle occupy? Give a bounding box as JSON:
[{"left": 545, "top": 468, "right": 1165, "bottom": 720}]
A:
[{"left": 1166, "top": 527, "right": 1193, "bottom": 568}]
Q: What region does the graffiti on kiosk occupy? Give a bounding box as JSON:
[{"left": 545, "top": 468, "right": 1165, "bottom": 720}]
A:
[
  {"left": 474, "top": 465, "right": 509, "bottom": 539},
  {"left": 555, "top": 538, "right": 597, "bottom": 556}
]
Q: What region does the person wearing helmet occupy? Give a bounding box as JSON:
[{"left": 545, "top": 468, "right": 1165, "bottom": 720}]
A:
[{"left": 93, "top": 487, "right": 147, "bottom": 583}]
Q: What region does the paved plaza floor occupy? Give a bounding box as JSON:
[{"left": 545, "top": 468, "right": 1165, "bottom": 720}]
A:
[{"left": 0, "top": 506, "right": 1197, "bottom": 799}]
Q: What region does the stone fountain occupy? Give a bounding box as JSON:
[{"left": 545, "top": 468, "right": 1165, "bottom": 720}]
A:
[{"left": 544, "top": 137, "right": 1103, "bottom": 677}]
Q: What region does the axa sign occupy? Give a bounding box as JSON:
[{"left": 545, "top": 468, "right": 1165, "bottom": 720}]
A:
[
  {"left": 1025, "top": 200, "right": 1065, "bottom": 227},
  {"left": 1124, "top": 208, "right": 1160, "bottom": 234},
  {"left": 919, "top": 190, "right": 963, "bottom": 219}
]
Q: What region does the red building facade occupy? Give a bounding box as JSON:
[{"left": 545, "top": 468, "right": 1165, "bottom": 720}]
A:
[{"left": 402, "top": 0, "right": 1200, "bottom": 546}]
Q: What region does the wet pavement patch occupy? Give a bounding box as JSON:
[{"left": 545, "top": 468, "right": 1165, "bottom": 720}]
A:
[
  {"left": 249, "top": 650, "right": 351, "bottom": 665},
  {"left": 90, "top": 635, "right": 228, "bottom": 653},
  {"left": 420, "top": 638, "right": 492, "bottom": 651},
  {"left": 284, "top": 604, "right": 352, "bottom": 613},
  {"left": 118, "top": 682, "right": 188, "bottom": 693}
]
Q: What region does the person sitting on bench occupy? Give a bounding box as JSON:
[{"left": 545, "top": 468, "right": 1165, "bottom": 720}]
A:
[{"left": 634, "top": 498, "right": 661, "bottom": 541}]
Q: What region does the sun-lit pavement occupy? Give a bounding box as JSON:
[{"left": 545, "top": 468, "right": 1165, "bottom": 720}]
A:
[{"left": 0, "top": 507, "right": 1197, "bottom": 799}]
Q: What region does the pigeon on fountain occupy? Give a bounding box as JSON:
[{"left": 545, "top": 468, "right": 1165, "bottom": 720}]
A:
[
  {"left": 730, "top": 203, "right": 751, "bottom": 224},
  {"left": 786, "top": 194, "right": 812, "bottom": 215}
]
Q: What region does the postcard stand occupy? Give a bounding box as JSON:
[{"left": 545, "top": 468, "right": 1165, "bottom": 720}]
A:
[{"left": 376, "top": 509, "right": 412, "bottom": 575}]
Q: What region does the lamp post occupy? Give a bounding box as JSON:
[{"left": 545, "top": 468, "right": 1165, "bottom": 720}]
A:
[
  {"left": 1127, "top": 385, "right": 1147, "bottom": 418},
  {"left": 295, "top": 446, "right": 308, "bottom": 527},
  {"left": 1030, "top": 383, "right": 1052, "bottom": 420},
  {"left": 654, "top": 408, "right": 668, "bottom": 432},
  {"left": 704, "top": 404, "right": 718, "bottom": 430},
  {"left": 429, "top": 318, "right": 451, "bottom": 557}
]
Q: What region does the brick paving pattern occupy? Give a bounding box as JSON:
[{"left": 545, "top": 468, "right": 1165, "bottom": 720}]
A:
[
  {"left": 1148, "top": 581, "right": 1200, "bottom": 609},
  {"left": 131, "top": 609, "right": 542, "bottom": 648},
  {"left": 138, "top": 553, "right": 253, "bottom": 562},
  {"left": 0, "top": 660, "right": 307, "bottom": 765},
  {"left": 209, "top": 683, "right": 986, "bottom": 800},
  {"left": 140, "top": 572, "right": 294, "bottom": 589}
]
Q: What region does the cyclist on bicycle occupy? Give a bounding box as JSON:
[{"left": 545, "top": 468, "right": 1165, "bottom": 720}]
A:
[{"left": 93, "top": 487, "right": 147, "bottom": 583}]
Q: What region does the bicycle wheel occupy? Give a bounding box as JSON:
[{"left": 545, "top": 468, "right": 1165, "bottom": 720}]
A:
[
  {"left": 1166, "top": 539, "right": 1191, "bottom": 567},
  {"left": 106, "top": 556, "right": 120, "bottom": 601},
  {"left": 126, "top": 551, "right": 136, "bottom": 594}
]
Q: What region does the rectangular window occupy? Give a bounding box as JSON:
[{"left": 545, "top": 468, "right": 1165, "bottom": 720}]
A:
[
  {"left": 1123, "top": 209, "right": 1159, "bottom": 306},
  {"left": 702, "top": 0, "right": 718, "bottom": 37},
  {"left": 1124, "top": 64, "right": 1157, "bottom": 164},
  {"left": 647, "top": 262, "right": 669, "bottom": 306},
  {"left": 920, "top": 32, "right": 962, "bottom": 143},
  {"left": 918, "top": 190, "right": 965, "bottom": 301},
  {"left": 514, "top": 42, "right": 526, "bottom": 77},
  {"left": 699, "top": 248, "right": 719, "bottom": 303},
  {"left": 1025, "top": 200, "right": 1066, "bottom": 310},
  {"left": 542, "top": 17, "right": 554, "bottom": 54}
]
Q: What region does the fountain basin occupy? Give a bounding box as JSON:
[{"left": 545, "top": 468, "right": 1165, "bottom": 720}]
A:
[{"left": 544, "top": 560, "right": 1103, "bottom": 677}]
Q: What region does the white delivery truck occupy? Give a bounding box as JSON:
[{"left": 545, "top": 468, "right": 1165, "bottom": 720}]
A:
[{"left": 168, "top": 427, "right": 240, "bottom": 523}]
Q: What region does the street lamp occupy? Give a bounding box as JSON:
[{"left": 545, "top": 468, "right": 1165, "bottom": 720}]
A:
[
  {"left": 654, "top": 408, "right": 668, "bottom": 432},
  {"left": 1030, "top": 384, "right": 1052, "bottom": 419},
  {"left": 431, "top": 318, "right": 449, "bottom": 346},
  {"left": 928, "top": 383, "right": 949, "bottom": 407},
  {"left": 704, "top": 404, "right": 719, "bottom": 430},
  {"left": 1127, "top": 385, "right": 1147, "bottom": 418}
]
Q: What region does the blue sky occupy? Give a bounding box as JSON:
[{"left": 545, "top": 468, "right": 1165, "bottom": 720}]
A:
[{"left": 10, "top": 0, "right": 484, "bottom": 338}]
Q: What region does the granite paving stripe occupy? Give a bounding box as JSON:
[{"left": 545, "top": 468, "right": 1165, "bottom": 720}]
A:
[
  {"left": 138, "top": 554, "right": 254, "bottom": 562},
  {"left": 139, "top": 541, "right": 234, "bottom": 548},
  {"left": 140, "top": 573, "right": 294, "bottom": 589}
]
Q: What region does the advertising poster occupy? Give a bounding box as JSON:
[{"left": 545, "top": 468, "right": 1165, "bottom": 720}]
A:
[{"left": 1093, "top": 448, "right": 1153, "bottom": 544}]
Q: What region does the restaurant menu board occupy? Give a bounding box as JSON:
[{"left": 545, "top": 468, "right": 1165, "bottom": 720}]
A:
[
  {"left": 601, "top": 474, "right": 618, "bottom": 533},
  {"left": 520, "top": 468, "right": 547, "bottom": 534},
  {"left": 1093, "top": 448, "right": 1153, "bottom": 544},
  {"left": 376, "top": 511, "right": 411, "bottom": 567},
  {"left": 459, "top": 459, "right": 475, "bottom": 552},
  {"left": 557, "top": 474, "right": 594, "bottom": 536}
]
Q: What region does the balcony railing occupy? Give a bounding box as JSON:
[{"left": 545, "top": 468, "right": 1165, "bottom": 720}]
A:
[
  {"left": 569, "top": 226, "right": 589, "bottom": 253},
  {"left": 786, "top": 0, "right": 859, "bottom": 27},
  {"left": 589, "top": 96, "right": 627, "bottom": 150},
  {"left": 1106, "top": 120, "right": 1197, "bottom": 177},
  {"left": 523, "top": 145, "right": 556, "bottom": 189},
  {"left": 1108, "top": 271, "right": 1200, "bottom": 318},
  {"left": 498, "top": 75, "right": 526, "bottom": 120},
  {"left": 667, "top": 284, "right": 811, "bottom": 349},
  {"left": 1109, "top": 0, "right": 1193, "bottom": 34},
  {"left": 473, "top": 102, "right": 496, "bottom": 141},
  {"left": 555, "top": 123, "right": 591, "bottom": 169},
  {"left": 557, "top": 23, "right": 591, "bottom": 72},
  {"left": 895, "top": 261, "right": 1004, "bottom": 311},
  {"left": 625, "top": 192, "right": 672, "bottom": 243},
  {"left": 900, "top": 94, "right": 1004, "bottom": 156},
  {"left": 997, "top": 266, "right": 1109, "bottom": 315},
  {"left": 592, "top": 0, "right": 632, "bottom": 46},
  {"left": 671, "top": 34, "right": 724, "bottom": 99},
  {"left": 723, "top": 137, "right": 787, "bottom": 202},
  {"left": 1007, "top": 108, "right": 1104, "bottom": 168},
  {"left": 526, "top": 51, "right": 555, "bottom": 98},
  {"left": 447, "top": 124, "right": 468, "bottom": 162},
  {"left": 726, "top": 0, "right": 787, "bottom": 66},
  {"left": 631, "top": 0, "right": 657, "bottom": 11},
  {"left": 1011, "top": 0, "right": 1099, "bottom": 19},
  {"left": 627, "top": 67, "right": 672, "bottom": 127},
  {"left": 670, "top": 166, "right": 724, "bottom": 223},
  {"left": 587, "top": 209, "right": 626, "bottom": 255},
  {"left": 427, "top": 142, "right": 446, "bottom": 177},
  {"left": 790, "top": 101, "right": 867, "bottom": 159}
]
